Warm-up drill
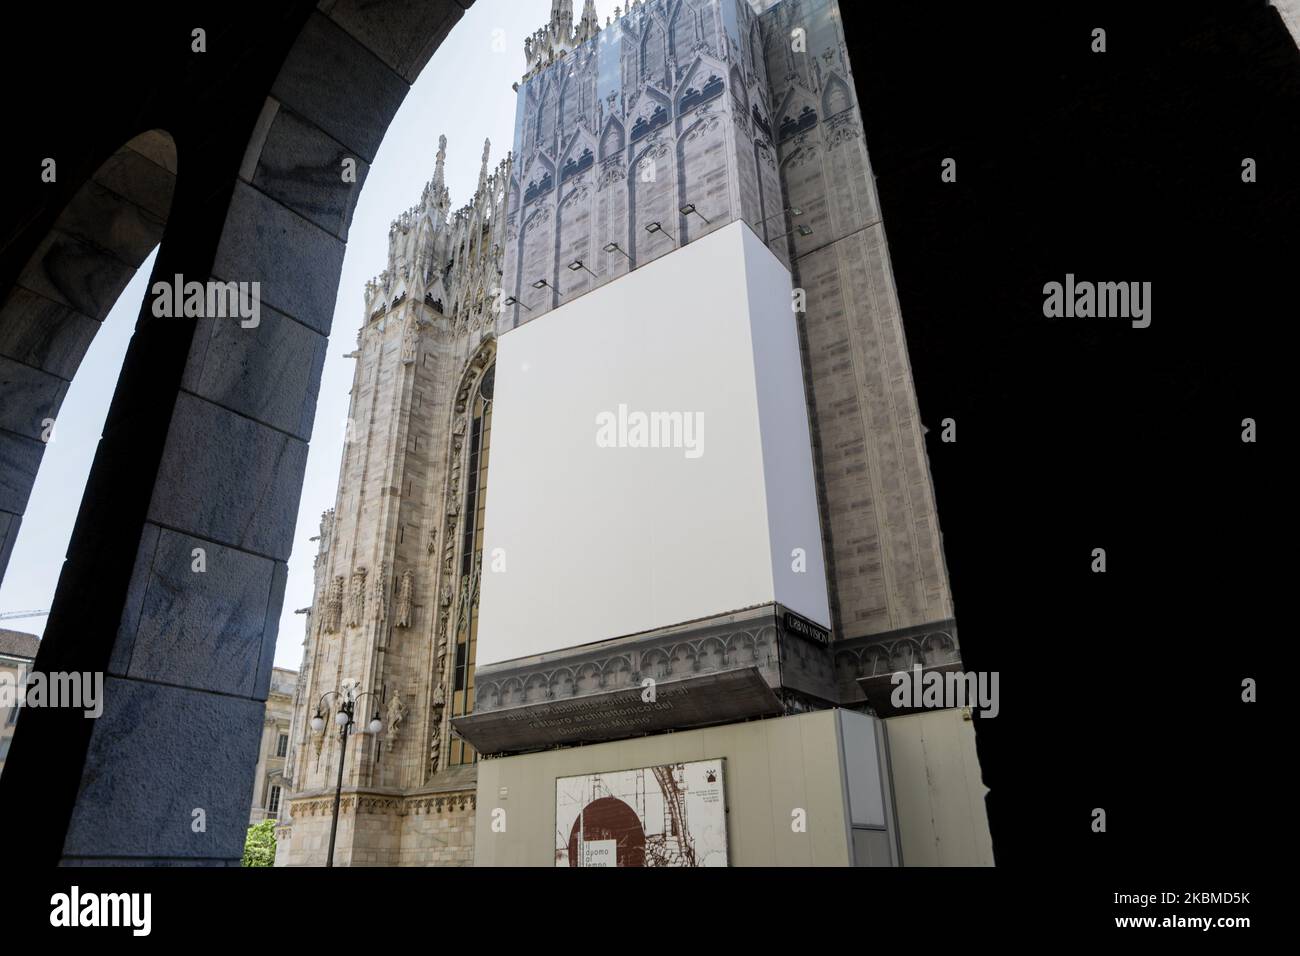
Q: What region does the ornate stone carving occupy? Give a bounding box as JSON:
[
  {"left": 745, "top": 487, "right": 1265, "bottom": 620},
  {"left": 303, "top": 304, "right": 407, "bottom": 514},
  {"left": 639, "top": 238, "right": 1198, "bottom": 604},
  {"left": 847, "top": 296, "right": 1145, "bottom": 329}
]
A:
[
  {"left": 396, "top": 569, "right": 414, "bottom": 628},
  {"left": 684, "top": 114, "right": 722, "bottom": 144},
  {"left": 473, "top": 617, "right": 777, "bottom": 714},
  {"left": 401, "top": 316, "right": 418, "bottom": 364},
  {"left": 441, "top": 516, "right": 457, "bottom": 575},
  {"left": 374, "top": 562, "right": 388, "bottom": 622},
  {"left": 427, "top": 710, "right": 442, "bottom": 770},
  {"left": 324, "top": 575, "right": 344, "bottom": 634},
  {"left": 315, "top": 509, "right": 334, "bottom": 569},
  {"left": 387, "top": 693, "right": 407, "bottom": 745},
  {"left": 598, "top": 160, "right": 627, "bottom": 189},
  {"left": 830, "top": 625, "right": 960, "bottom": 684},
  {"left": 348, "top": 567, "right": 367, "bottom": 627}
]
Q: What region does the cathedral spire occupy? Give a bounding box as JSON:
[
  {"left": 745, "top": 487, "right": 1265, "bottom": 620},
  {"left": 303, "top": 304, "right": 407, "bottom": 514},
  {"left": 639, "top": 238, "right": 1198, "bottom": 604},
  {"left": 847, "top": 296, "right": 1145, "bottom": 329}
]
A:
[
  {"left": 577, "top": 0, "right": 601, "bottom": 43},
  {"left": 478, "top": 138, "right": 492, "bottom": 191},
  {"left": 551, "top": 0, "right": 574, "bottom": 33},
  {"left": 433, "top": 134, "right": 448, "bottom": 194},
  {"left": 525, "top": 0, "right": 580, "bottom": 78}
]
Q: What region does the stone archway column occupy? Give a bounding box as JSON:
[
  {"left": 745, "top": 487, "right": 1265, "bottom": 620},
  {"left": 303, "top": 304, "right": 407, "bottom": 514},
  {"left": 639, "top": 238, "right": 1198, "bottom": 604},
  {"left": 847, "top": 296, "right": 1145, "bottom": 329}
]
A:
[
  {"left": 0, "top": 131, "right": 177, "bottom": 585},
  {"left": 0, "top": 0, "right": 474, "bottom": 866}
]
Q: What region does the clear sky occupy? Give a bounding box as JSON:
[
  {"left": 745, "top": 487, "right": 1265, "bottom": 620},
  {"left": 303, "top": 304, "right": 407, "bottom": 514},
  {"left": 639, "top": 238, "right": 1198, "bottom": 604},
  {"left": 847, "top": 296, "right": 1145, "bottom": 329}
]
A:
[{"left": 0, "top": 0, "right": 622, "bottom": 671}]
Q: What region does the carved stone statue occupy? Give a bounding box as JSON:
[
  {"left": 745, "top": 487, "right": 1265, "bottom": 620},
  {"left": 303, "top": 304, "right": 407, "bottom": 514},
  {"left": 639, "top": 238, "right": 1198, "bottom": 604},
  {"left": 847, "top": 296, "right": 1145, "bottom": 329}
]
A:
[
  {"left": 387, "top": 693, "right": 407, "bottom": 743},
  {"left": 315, "top": 510, "right": 335, "bottom": 569},
  {"left": 324, "top": 575, "right": 344, "bottom": 634},
  {"left": 319, "top": 509, "right": 334, "bottom": 553},
  {"left": 396, "top": 569, "right": 414, "bottom": 628},
  {"left": 431, "top": 625, "right": 451, "bottom": 709},
  {"left": 374, "top": 563, "right": 388, "bottom": 621},
  {"left": 349, "top": 567, "right": 367, "bottom": 627},
  {"left": 428, "top": 728, "right": 441, "bottom": 772},
  {"left": 401, "top": 316, "right": 418, "bottom": 365}
]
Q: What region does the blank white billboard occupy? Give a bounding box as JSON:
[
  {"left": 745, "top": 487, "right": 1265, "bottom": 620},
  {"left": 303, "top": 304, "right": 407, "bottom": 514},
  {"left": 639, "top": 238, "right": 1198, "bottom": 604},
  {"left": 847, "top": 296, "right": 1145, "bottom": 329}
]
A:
[{"left": 478, "top": 221, "right": 829, "bottom": 666}]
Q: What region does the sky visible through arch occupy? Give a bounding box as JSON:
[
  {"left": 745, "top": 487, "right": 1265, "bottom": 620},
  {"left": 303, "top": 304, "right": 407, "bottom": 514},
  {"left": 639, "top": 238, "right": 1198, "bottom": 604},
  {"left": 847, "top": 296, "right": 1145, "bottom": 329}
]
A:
[{"left": 0, "top": 0, "right": 623, "bottom": 671}]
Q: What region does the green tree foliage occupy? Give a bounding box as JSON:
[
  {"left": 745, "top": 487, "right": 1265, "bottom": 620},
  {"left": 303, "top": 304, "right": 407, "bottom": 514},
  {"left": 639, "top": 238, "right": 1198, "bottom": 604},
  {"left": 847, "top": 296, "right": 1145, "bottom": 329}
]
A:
[{"left": 242, "top": 819, "right": 277, "bottom": 867}]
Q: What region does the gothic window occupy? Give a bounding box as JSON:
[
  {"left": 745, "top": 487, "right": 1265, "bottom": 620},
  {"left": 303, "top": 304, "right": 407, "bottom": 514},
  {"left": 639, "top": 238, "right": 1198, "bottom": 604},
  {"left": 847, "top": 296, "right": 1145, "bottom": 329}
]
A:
[
  {"left": 538, "top": 84, "right": 558, "bottom": 151},
  {"left": 447, "top": 364, "right": 494, "bottom": 767},
  {"left": 642, "top": 21, "right": 669, "bottom": 88},
  {"left": 690, "top": 0, "right": 720, "bottom": 57},
  {"left": 560, "top": 77, "right": 583, "bottom": 134},
  {"left": 524, "top": 101, "right": 537, "bottom": 154},
  {"left": 823, "top": 73, "right": 852, "bottom": 118},
  {"left": 728, "top": 65, "right": 746, "bottom": 113},
  {"left": 600, "top": 118, "right": 625, "bottom": 160}
]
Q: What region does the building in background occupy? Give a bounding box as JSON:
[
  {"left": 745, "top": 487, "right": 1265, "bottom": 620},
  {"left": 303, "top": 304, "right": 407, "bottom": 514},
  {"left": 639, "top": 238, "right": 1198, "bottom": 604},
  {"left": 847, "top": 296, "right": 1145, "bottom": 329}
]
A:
[
  {"left": 0, "top": 630, "right": 38, "bottom": 779},
  {"left": 248, "top": 667, "right": 297, "bottom": 825},
  {"left": 277, "top": 0, "right": 991, "bottom": 867},
  {"left": 276, "top": 127, "right": 509, "bottom": 867}
]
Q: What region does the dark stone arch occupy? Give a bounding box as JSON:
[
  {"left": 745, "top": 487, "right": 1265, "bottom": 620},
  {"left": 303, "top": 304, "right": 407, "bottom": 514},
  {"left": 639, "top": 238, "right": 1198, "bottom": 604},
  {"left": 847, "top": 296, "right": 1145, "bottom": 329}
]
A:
[
  {"left": 0, "top": 0, "right": 478, "bottom": 867},
  {"left": 0, "top": 130, "right": 176, "bottom": 584}
]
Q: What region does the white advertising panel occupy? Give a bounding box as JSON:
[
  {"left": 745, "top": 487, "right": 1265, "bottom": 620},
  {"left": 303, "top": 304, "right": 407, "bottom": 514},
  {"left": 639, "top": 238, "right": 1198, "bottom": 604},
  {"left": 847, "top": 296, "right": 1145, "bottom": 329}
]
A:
[
  {"left": 479, "top": 221, "right": 830, "bottom": 665},
  {"left": 555, "top": 759, "right": 728, "bottom": 867}
]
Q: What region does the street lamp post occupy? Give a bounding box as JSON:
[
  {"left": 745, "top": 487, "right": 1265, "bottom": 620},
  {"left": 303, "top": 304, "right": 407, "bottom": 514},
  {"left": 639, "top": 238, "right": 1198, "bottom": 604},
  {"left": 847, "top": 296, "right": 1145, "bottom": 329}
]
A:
[{"left": 311, "top": 687, "right": 383, "bottom": 867}]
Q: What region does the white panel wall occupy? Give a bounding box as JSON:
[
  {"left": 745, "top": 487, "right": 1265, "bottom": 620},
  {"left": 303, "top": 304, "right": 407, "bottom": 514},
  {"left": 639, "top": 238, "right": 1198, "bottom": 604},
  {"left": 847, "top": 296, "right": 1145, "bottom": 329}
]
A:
[
  {"left": 479, "top": 221, "right": 829, "bottom": 666},
  {"left": 475, "top": 710, "right": 859, "bottom": 867},
  {"left": 741, "top": 225, "right": 832, "bottom": 620},
  {"left": 886, "top": 710, "right": 995, "bottom": 866}
]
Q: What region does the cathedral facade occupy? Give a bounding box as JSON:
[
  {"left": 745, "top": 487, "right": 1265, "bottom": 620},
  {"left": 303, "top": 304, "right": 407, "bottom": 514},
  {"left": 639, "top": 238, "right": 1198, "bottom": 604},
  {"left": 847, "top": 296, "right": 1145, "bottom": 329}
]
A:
[
  {"left": 276, "top": 0, "right": 990, "bottom": 867},
  {"left": 275, "top": 133, "right": 507, "bottom": 865}
]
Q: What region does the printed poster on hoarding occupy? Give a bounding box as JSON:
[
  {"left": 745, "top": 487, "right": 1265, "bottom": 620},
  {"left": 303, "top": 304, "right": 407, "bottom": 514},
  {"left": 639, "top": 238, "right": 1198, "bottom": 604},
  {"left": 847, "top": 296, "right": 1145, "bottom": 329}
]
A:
[{"left": 555, "top": 759, "right": 728, "bottom": 867}]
